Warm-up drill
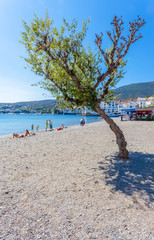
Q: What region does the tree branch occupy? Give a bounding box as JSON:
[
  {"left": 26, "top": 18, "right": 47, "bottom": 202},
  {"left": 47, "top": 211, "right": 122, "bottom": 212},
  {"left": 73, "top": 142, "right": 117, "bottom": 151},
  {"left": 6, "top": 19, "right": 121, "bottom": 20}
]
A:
[
  {"left": 97, "top": 76, "right": 113, "bottom": 103},
  {"left": 37, "top": 36, "right": 85, "bottom": 92},
  {"left": 43, "top": 68, "right": 81, "bottom": 105},
  {"left": 93, "top": 65, "right": 117, "bottom": 90},
  {"left": 94, "top": 16, "right": 146, "bottom": 90},
  {"left": 95, "top": 33, "right": 110, "bottom": 66}
]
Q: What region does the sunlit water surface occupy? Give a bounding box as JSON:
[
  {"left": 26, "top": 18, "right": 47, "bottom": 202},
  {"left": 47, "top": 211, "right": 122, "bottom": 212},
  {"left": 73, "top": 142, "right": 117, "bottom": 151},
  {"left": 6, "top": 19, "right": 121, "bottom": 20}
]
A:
[{"left": 0, "top": 114, "right": 101, "bottom": 136}]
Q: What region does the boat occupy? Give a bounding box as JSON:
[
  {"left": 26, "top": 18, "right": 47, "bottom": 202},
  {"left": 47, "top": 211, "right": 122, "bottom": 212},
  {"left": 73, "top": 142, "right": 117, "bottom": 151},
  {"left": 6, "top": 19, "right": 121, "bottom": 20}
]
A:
[
  {"left": 107, "top": 113, "right": 121, "bottom": 117},
  {"left": 97, "top": 113, "right": 121, "bottom": 119}
]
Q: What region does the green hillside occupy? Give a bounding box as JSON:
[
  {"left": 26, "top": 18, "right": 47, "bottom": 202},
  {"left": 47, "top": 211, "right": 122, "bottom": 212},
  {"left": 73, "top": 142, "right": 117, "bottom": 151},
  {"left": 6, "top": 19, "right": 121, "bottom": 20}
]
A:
[
  {"left": 0, "top": 99, "right": 57, "bottom": 108},
  {"left": 116, "top": 81, "right": 154, "bottom": 99},
  {"left": 0, "top": 100, "right": 57, "bottom": 113}
]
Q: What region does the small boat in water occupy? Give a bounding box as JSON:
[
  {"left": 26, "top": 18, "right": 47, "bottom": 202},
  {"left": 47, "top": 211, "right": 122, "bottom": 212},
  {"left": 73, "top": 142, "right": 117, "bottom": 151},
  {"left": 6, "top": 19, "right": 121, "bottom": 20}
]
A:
[
  {"left": 97, "top": 113, "right": 121, "bottom": 119},
  {"left": 107, "top": 113, "right": 121, "bottom": 117}
]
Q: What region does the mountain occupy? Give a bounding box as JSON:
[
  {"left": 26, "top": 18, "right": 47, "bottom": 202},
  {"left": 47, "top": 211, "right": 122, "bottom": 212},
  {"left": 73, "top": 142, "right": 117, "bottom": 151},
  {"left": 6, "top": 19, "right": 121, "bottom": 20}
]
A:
[
  {"left": 0, "top": 100, "right": 57, "bottom": 113},
  {"left": 0, "top": 99, "right": 57, "bottom": 108},
  {"left": 115, "top": 81, "right": 154, "bottom": 99}
]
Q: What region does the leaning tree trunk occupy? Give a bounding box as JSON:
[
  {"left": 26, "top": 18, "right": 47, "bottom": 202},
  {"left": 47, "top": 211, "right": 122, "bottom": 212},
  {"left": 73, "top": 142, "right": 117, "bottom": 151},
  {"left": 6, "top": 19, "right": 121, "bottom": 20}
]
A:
[{"left": 95, "top": 105, "right": 129, "bottom": 159}]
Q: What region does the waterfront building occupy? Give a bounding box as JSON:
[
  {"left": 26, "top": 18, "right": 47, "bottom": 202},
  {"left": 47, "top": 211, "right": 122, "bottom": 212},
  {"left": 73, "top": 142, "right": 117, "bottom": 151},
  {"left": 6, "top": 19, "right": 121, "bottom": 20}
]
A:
[
  {"left": 100, "top": 100, "right": 136, "bottom": 113},
  {"left": 100, "top": 101, "right": 119, "bottom": 113},
  {"left": 137, "top": 97, "right": 154, "bottom": 108}
]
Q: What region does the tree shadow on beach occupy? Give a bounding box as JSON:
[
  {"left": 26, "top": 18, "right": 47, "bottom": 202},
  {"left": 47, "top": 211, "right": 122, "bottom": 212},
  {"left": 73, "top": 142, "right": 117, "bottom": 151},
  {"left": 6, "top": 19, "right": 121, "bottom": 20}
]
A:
[{"left": 98, "top": 152, "right": 154, "bottom": 204}]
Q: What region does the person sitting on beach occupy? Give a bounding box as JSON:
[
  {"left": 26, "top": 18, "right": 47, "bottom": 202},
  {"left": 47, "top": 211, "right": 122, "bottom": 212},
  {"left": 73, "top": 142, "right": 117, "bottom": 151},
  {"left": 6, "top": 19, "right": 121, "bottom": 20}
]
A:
[
  {"left": 57, "top": 124, "right": 64, "bottom": 131},
  {"left": 13, "top": 130, "right": 30, "bottom": 138}
]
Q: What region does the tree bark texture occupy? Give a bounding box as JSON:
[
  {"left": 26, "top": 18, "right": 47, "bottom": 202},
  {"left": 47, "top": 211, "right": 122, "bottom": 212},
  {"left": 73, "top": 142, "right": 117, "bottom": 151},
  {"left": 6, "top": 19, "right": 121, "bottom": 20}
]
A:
[{"left": 95, "top": 105, "right": 129, "bottom": 159}]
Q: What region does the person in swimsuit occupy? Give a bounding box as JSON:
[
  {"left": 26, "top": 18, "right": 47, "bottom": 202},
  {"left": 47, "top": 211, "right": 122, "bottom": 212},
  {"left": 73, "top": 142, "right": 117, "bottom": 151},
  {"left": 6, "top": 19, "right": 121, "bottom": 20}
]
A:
[
  {"left": 49, "top": 120, "right": 52, "bottom": 130},
  {"left": 57, "top": 124, "right": 64, "bottom": 131},
  {"left": 13, "top": 130, "right": 30, "bottom": 138},
  {"left": 61, "top": 124, "right": 64, "bottom": 129},
  {"left": 45, "top": 120, "right": 48, "bottom": 131}
]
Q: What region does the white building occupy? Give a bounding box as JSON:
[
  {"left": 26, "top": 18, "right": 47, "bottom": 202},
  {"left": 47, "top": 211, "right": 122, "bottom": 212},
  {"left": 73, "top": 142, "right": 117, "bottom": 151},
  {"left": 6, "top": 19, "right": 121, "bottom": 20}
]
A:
[
  {"left": 137, "top": 97, "right": 154, "bottom": 108},
  {"left": 128, "top": 101, "right": 136, "bottom": 108},
  {"left": 100, "top": 101, "right": 119, "bottom": 113},
  {"left": 100, "top": 100, "right": 136, "bottom": 113},
  {"left": 82, "top": 97, "right": 154, "bottom": 115},
  {"left": 137, "top": 97, "right": 147, "bottom": 108}
]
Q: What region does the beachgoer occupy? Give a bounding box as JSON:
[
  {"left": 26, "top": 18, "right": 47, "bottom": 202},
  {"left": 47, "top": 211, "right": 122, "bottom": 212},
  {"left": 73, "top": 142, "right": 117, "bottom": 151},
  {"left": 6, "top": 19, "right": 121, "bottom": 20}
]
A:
[
  {"left": 49, "top": 120, "right": 52, "bottom": 130},
  {"left": 36, "top": 125, "right": 39, "bottom": 131},
  {"left": 80, "top": 117, "right": 85, "bottom": 126},
  {"left": 31, "top": 124, "right": 34, "bottom": 131},
  {"left": 57, "top": 124, "right": 64, "bottom": 131},
  {"left": 45, "top": 120, "right": 48, "bottom": 131},
  {"left": 13, "top": 130, "right": 30, "bottom": 138}
]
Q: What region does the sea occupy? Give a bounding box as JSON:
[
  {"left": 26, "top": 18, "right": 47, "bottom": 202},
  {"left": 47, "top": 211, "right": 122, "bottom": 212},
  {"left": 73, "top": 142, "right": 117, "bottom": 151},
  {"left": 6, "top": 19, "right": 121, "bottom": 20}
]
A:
[{"left": 0, "top": 114, "right": 101, "bottom": 136}]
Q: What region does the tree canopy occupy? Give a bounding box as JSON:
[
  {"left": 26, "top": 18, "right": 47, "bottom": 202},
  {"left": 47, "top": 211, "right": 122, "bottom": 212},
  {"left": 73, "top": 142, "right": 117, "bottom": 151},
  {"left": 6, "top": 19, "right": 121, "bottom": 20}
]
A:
[{"left": 20, "top": 14, "right": 145, "bottom": 110}]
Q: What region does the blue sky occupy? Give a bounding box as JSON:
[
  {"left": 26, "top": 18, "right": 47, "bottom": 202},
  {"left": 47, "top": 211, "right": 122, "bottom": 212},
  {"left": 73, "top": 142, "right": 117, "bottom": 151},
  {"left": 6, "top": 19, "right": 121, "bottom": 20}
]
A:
[{"left": 0, "top": 0, "right": 154, "bottom": 103}]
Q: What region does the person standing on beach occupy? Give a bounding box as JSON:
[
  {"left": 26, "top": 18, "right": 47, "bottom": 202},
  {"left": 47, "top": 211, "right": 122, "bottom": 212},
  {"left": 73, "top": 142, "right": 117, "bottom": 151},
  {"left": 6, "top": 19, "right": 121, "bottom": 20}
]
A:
[
  {"left": 45, "top": 120, "right": 48, "bottom": 131},
  {"left": 36, "top": 125, "right": 39, "bottom": 131},
  {"left": 49, "top": 120, "right": 52, "bottom": 130},
  {"left": 80, "top": 117, "right": 85, "bottom": 126},
  {"left": 31, "top": 124, "right": 34, "bottom": 132}
]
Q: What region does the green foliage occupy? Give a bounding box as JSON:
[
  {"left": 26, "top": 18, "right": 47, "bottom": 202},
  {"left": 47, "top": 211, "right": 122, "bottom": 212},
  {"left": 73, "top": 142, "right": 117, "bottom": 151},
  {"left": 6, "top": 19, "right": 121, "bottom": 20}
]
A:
[
  {"left": 20, "top": 13, "right": 126, "bottom": 110},
  {"left": 116, "top": 81, "right": 154, "bottom": 99},
  {"left": 139, "top": 115, "right": 142, "bottom": 120},
  {"left": 146, "top": 114, "right": 152, "bottom": 121}
]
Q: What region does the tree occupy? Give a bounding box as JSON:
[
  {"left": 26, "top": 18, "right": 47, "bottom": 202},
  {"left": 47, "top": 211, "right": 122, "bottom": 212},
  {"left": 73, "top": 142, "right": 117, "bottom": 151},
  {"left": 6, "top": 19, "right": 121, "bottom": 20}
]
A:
[{"left": 20, "top": 14, "right": 145, "bottom": 159}]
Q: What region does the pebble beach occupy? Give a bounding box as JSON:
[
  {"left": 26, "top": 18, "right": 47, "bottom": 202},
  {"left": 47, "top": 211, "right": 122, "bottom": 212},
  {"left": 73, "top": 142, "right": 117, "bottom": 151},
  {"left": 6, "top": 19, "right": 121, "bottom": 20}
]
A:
[{"left": 0, "top": 118, "right": 154, "bottom": 240}]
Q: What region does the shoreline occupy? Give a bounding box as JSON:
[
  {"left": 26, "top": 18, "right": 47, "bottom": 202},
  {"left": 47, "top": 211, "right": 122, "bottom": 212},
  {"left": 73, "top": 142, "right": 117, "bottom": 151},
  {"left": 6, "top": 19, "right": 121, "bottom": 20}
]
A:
[
  {"left": 0, "top": 118, "right": 154, "bottom": 239},
  {"left": 0, "top": 114, "right": 101, "bottom": 137},
  {"left": 0, "top": 117, "right": 104, "bottom": 139}
]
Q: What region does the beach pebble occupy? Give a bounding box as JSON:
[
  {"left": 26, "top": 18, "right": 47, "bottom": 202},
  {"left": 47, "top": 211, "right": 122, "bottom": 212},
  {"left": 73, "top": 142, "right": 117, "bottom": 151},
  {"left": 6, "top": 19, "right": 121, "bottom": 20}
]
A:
[{"left": 0, "top": 119, "right": 154, "bottom": 239}]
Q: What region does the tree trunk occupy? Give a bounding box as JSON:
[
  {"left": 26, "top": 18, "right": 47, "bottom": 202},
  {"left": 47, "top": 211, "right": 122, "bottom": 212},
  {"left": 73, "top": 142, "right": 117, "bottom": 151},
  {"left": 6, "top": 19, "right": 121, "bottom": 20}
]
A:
[{"left": 95, "top": 104, "right": 129, "bottom": 159}]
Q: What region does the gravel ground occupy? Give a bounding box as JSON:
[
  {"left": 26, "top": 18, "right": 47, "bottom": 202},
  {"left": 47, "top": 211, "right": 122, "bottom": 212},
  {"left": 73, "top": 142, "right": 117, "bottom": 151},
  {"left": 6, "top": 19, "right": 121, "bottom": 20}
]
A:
[{"left": 0, "top": 118, "right": 154, "bottom": 240}]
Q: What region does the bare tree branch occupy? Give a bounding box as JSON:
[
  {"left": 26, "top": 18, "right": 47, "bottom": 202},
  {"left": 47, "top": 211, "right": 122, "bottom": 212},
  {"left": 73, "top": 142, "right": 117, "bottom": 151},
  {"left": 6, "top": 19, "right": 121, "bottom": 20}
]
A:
[
  {"left": 95, "top": 33, "right": 110, "bottom": 66},
  {"left": 94, "top": 15, "right": 146, "bottom": 91}
]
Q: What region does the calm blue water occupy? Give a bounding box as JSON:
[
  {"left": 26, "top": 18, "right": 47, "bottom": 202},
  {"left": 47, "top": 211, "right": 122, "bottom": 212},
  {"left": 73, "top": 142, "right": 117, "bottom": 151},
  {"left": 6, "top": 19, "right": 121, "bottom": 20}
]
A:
[{"left": 0, "top": 114, "right": 101, "bottom": 136}]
